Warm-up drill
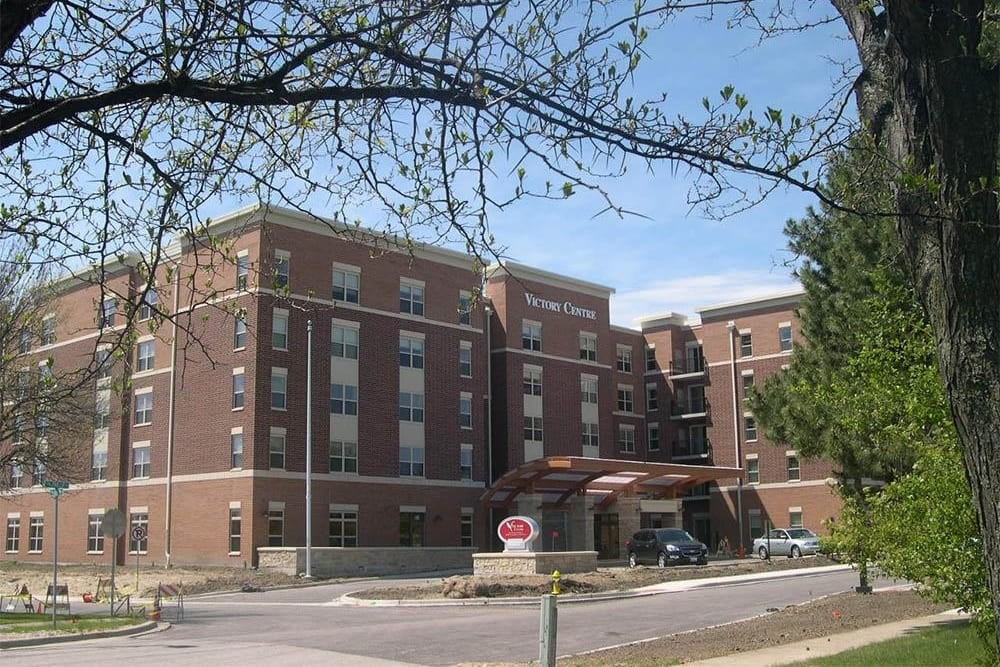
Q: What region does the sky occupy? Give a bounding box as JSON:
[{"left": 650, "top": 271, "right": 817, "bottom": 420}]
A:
[{"left": 484, "top": 6, "right": 859, "bottom": 327}]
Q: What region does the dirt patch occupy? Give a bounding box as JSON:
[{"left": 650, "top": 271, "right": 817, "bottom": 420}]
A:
[
  {"left": 351, "top": 554, "right": 840, "bottom": 600},
  {"left": 0, "top": 561, "right": 308, "bottom": 601}
]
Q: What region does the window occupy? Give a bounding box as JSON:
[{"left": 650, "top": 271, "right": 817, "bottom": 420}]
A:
[
  {"left": 522, "top": 367, "right": 543, "bottom": 396},
  {"left": 231, "top": 432, "right": 244, "bottom": 469},
  {"left": 136, "top": 340, "right": 155, "bottom": 372},
  {"left": 646, "top": 384, "right": 658, "bottom": 411},
  {"left": 96, "top": 348, "right": 112, "bottom": 380},
  {"left": 399, "top": 282, "right": 424, "bottom": 316},
  {"left": 617, "top": 386, "right": 634, "bottom": 412},
  {"left": 269, "top": 430, "right": 286, "bottom": 470},
  {"left": 232, "top": 370, "right": 245, "bottom": 409},
  {"left": 399, "top": 511, "right": 425, "bottom": 547},
  {"left": 32, "top": 459, "right": 46, "bottom": 485},
  {"left": 329, "top": 441, "right": 358, "bottom": 473},
  {"left": 458, "top": 291, "right": 472, "bottom": 325},
  {"left": 332, "top": 268, "right": 360, "bottom": 303},
  {"left": 330, "top": 383, "right": 359, "bottom": 415},
  {"left": 745, "top": 415, "right": 758, "bottom": 441},
  {"left": 645, "top": 345, "right": 657, "bottom": 371},
  {"left": 749, "top": 510, "right": 763, "bottom": 539},
  {"left": 10, "top": 464, "right": 23, "bottom": 488},
  {"left": 579, "top": 333, "right": 597, "bottom": 361},
  {"left": 272, "top": 309, "right": 289, "bottom": 349},
  {"left": 747, "top": 457, "right": 760, "bottom": 484},
  {"left": 689, "top": 425, "right": 709, "bottom": 455},
  {"left": 617, "top": 424, "right": 636, "bottom": 453},
  {"left": 88, "top": 513, "right": 105, "bottom": 553},
  {"left": 236, "top": 252, "right": 250, "bottom": 290},
  {"left": 268, "top": 507, "right": 285, "bottom": 547},
  {"left": 29, "top": 516, "right": 43, "bottom": 552},
  {"left": 687, "top": 344, "right": 705, "bottom": 373},
  {"left": 582, "top": 422, "right": 599, "bottom": 448},
  {"left": 779, "top": 325, "right": 793, "bottom": 352},
  {"left": 95, "top": 393, "right": 110, "bottom": 429},
  {"left": 234, "top": 309, "right": 248, "bottom": 349},
  {"left": 581, "top": 376, "right": 598, "bottom": 404},
  {"left": 229, "top": 507, "right": 242, "bottom": 553},
  {"left": 273, "top": 251, "right": 289, "bottom": 289},
  {"left": 18, "top": 329, "right": 31, "bottom": 353},
  {"left": 458, "top": 343, "right": 472, "bottom": 377},
  {"left": 99, "top": 298, "right": 116, "bottom": 328},
  {"left": 616, "top": 345, "right": 633, "bottom": 372},
  {"left": 132, "top": 445, "right": 151, "bottom": 478},
  {"left": 689, "top": 385, "right": 706, "bottom": 413},
  {"left": 460, "top": 445, "right": 473, "bottom": 480},
  {"left": 740, "top": 332, "right": 753, "bottom": 357},
  {"left": 459, "top": 393, "right": 472, "bottom": 428},
  {"left": 522, "top": 321, "right": 541, "bottom": 351},
  {"left": 399, "top": 336, "right": 424, "bottom": 369},
  {"left": 139, "top": 289, "right": 157, "bottom": 321},
  {"left": 134, "top": 392, "right": 153, "bottom": 425},
  {"left": 329, "top": 509, "right": 358, "bottom": 547},
  {"left": 399, "top": 445, "right": 425, "bottom": 477},
  {"left": 129, "top": 513, "right": 148, "bottom": 553},
  {"left": 91, "top": 451, "right": 107, "bottom": 481},
  {"left": 399, "top": 392, "right": 425, "bottom": 422},
  {"left": 5, "top": 517, "right": 19, "bottom": 552},
  {"left": 332, "top": 325, "right": 359, "bottom": 359},
  {"left": 789, "top": 510, "right": 803, "bottom": 529},
  {"left": 271, "top": 368, "right": 287, "bottom": 410},
  {"left": 523, "top": 416, "right": 543, "bottom": 442},
  {"left": 460, "top": 512, "right": 474, "bottom": 547},
  {"left": 787, "top": 454, "right": 801, "bottom": 481},
  {"left": 742, "top": 373, "right": 754, "bottom": 401},
  {"left": 648, "top": 423, "right": 660, "bottom": 451},
  {"left": 41, "top": 316, "right": 56, "bottom": 345}
]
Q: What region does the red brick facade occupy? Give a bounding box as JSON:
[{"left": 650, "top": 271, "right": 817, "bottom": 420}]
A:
[{"left": 1, "top": 205, "right": 838, "bottom": 567}]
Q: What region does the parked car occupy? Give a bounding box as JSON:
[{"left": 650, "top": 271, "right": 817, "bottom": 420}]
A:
[
  {"left": 626, "top": 528, "right": 709, "bottom": 567},
  {"left": 753, "top": 528, "right": 822, "bottom": 559}
]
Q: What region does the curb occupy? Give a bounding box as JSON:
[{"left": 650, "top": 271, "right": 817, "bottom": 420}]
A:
[{"left": 0, "top": 619, "right": 164, "bottom": 651}]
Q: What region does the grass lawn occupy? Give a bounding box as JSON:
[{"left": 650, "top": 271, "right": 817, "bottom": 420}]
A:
[
  {"left": 796, "top": 621, "right": 987, "bottom": 666},
  {"left": 0, "top": 612, "right": 143, "bottom": 635}
]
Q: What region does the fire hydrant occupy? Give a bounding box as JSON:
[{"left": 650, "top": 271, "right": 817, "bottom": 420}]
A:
[{"left": 551, "top": 569, "right": 561, "bottom": 595}]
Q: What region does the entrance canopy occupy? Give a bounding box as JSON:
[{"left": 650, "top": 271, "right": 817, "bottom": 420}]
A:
[{"left": 480, "top": 457, "right": 744, "bottom": 511}]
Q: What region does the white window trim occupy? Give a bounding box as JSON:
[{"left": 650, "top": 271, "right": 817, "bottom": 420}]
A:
[
  {"left": 332, "top": 317, "right": 361, "bottom": 330},
  {"left": 332, "top": 261, "right": 361, "bottom": 274},
  {"left": 330, "top": 503, "right": 359, "bottom": 512},
  {"left": 400, "top": 505, "right": 426, "bottom": 513},
  {"left": 134, "top": 386, "right": 153, "bottom": 396},
  {"left": 400, "top": 329, "right": 426, "bottom": 340},
  {"left": 745, "top": 453, "right": 759, "bottom": 460},
  {"left": 400, "top": 277, "right": 426, "bottom": 288}
]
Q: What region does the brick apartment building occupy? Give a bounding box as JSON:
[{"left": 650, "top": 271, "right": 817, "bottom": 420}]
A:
[{"left": 1, "top": 204, "right": 838, "bottom": 567}]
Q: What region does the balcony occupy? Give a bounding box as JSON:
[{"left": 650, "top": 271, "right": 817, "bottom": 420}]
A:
[
  {"left": 668, "top": 359, "right": 706, "bottom": 381},
  {"left": 670, "top": 397, "right": 709, "bottom": 420},
  {"left": 671, "top": 438, "right": 712, "bottom": 461}
]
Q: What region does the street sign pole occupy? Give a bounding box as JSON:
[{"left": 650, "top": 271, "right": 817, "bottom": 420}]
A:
[
  {"left": 43, "top": 480, "right": 69, "bottom": 629},
  {"left": 102, "top": 508, "right": 126, "bottom": 616}
]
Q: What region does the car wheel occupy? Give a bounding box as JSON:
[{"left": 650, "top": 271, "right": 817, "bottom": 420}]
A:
[
  {"left": 790, "top": 545, "right": 802, "bottom": 558},
  {"left": 628, "top": 552, "right": 638, "bottom": 568},
  {"left": 758, "top": 546, "right": 769, "bottom": 560},
  {"left": 657, "top": 552, "right": 667, "bottom": 568}
]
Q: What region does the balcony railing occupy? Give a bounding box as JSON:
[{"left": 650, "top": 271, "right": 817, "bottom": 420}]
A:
[
  {"left": 671, "top": 438, "right": 712, "bottom": 459},
  {"left": 670, "top": 397, "right": 710, "bottom": 419}
]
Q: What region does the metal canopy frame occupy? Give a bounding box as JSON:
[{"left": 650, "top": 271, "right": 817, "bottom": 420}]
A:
[{"left": 480, "top": 457, "right": 744, "bottom": 511}]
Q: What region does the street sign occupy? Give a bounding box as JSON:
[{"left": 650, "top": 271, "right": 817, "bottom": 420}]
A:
[
  {"left": 103, "top": 509, "right": 127, "bottom": 538},
  {"left": 130, "top": 525, "right": 147, "bottom": 542},
  {"left": 43, "top": 480, "right": 69, "bottom": 498}
]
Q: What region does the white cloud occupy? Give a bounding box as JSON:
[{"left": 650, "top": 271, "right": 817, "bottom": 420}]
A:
[{"left": 611, "top": 271, "right": 801, "bottom": 328}]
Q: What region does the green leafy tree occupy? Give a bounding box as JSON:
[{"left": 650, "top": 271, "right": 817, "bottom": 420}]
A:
[{"left": 3, "top": 1, "right": 1000, "bottom": 647}]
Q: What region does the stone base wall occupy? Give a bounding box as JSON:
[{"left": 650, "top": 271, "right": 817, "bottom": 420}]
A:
[
  {"left": 257, "top": 547, "right": 475, "bottom": 577},
  {"left": 472, "top": 551, "right": 598, "bottom": 576}
]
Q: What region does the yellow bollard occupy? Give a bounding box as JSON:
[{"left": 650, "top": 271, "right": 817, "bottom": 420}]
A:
[{"left": 551, "top": 569, "right": 561, "bottom": 595}]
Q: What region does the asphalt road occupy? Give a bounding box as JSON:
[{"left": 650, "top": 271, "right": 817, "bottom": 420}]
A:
[{"left": 4, "top": 568, "right": 896, "bottom": 665}]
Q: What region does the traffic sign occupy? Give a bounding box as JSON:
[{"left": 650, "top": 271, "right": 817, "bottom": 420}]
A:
[
  {"left": 42, "top": 480, "right": 69, "bottom": 490},
  {"left": 103, "top": 509, "right": 127, "bottom": 538},
  {"left": 130, "top": 525, "right": 147, "bottom": 542}
]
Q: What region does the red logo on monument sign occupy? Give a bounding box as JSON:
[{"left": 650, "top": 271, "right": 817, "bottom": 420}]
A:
[{"left": 498, "top": 517, "right": 534, "bottom": 542}]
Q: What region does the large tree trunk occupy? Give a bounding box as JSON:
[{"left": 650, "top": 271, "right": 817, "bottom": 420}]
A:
[{"left": 834, "top": 0, "right": 1000, "bottom": 649}]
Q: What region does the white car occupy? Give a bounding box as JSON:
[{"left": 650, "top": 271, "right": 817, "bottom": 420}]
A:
[{"left": 753, "top": 528, "right": 821, "bottom": 559}]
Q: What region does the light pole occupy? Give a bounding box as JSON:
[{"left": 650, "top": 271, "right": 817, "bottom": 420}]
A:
[
  {"left": 43, "top": 480, "right": 68, "bottom": 628},
  {"left": 305, "top": 319, "right": 313, "bottom": 578}
]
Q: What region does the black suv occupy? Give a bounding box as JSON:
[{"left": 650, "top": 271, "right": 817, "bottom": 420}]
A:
[{"left": 626, "top": 528, "right": 709, "bottom": 567}]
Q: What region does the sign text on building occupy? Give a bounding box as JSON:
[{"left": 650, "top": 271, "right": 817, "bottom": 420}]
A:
[{"left": 525, "top": 293, "right": 598, "bottom": 320}]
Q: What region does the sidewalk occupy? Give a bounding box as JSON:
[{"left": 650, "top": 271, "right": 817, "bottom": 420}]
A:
[{"left": 684, "top": 609, "right": 969, "bottom": 666}]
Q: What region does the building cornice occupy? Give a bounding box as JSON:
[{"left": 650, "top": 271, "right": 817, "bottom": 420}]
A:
[
  {"left": 485, "top": 261, "right": 614, "bottom": 299},
  {"left": 697, "top": 290, "right": 804, "bottom": 320}
]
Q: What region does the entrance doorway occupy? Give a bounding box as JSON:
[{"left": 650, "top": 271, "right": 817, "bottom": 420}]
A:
[
  {"left": 541, "top": 510, "right": 568, "bottom": 551},
  {"left": 692, "top": 513, "right": 711, "bottom": 546},
  {"left": 593, "top": 513, "right": 619, "bottom": 559}
]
